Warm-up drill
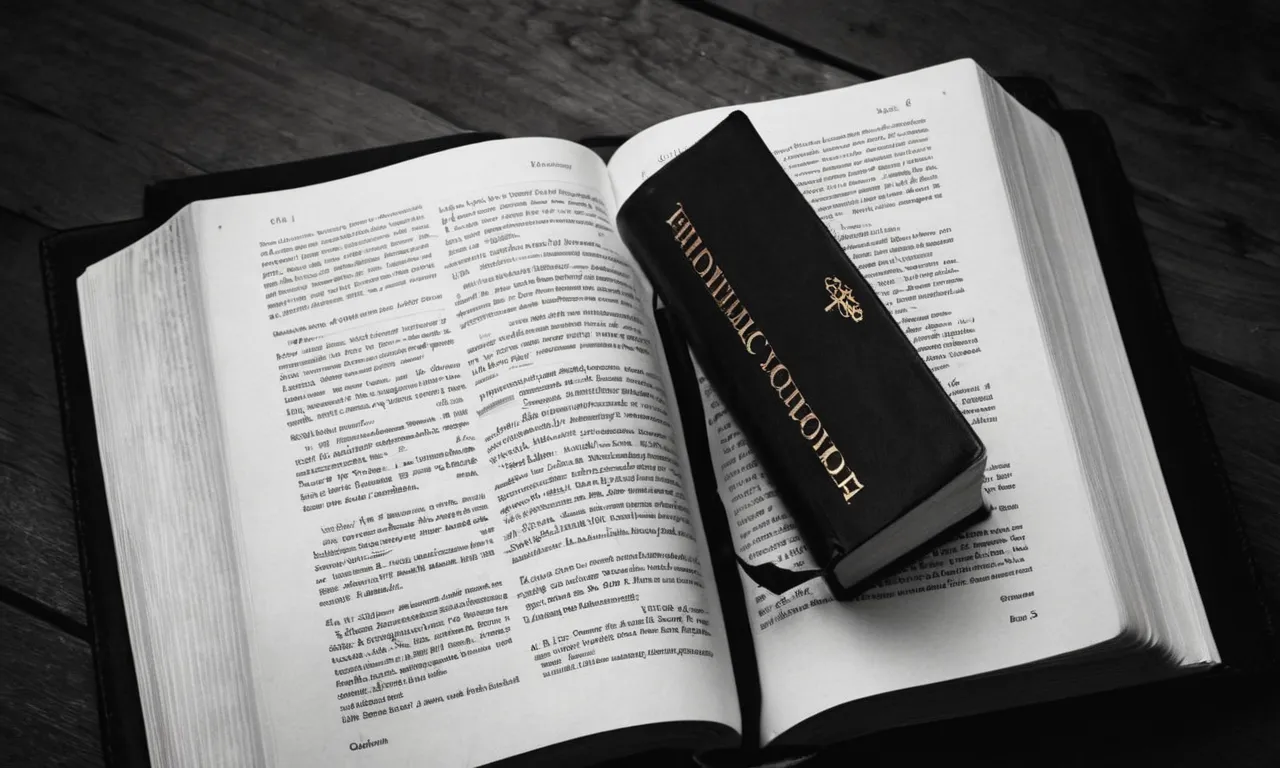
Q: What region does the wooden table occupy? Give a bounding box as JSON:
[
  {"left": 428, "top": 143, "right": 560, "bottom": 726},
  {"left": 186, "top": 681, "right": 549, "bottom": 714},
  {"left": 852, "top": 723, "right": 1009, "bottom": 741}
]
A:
[{"left": 1, "top": 1, "right": 1277, "bottom": 765}]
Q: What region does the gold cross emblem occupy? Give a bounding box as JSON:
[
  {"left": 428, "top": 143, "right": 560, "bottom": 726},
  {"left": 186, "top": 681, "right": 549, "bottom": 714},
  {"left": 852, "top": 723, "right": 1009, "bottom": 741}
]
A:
[{"left": 824, "top": 276, "right": 864, "bottom": 322}]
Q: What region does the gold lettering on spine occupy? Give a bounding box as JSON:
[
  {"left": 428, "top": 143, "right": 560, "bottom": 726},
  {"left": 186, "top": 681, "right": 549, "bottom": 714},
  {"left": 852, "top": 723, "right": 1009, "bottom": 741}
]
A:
[
  {"left": 690, "top": 247, "right": 714, "bottom": 277},
  {"left": 704, "top": 264, "right": 724, "bottom": 290},
  {"left": 666, "top": 204, "right": 689, "bottom": 231},
  {"left": 817, "top": 444, "right": 841, "bottom": 468},
  {"left": 728, "top": 310, "right": 756, "bottom": 348},
  {"left": 835, "top": 469, "right": 865, "bottom": 501},
  {"left": 781, "top": 386, "right": 807, "bottom": 420},
  {"left": 767, "top": 363, "right": 792, "bottom": 393},
  {"left": 664, "top": 202, "right": 865, "bottom": 504},
  {"left": 675, "top": 221, "right": 694, "bottom": 245},
  {"left": 759, "top": 347, "right": 779, "bottom": 372}
]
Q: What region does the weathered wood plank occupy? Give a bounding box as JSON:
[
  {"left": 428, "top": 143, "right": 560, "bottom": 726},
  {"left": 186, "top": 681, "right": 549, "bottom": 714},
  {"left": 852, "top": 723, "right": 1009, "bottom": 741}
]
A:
[
  {"left": 0, "top": 209, "right": 85, "bottom": 622},
  {"left": 0, "top": 0, "right": 459, "bottom": 229},
  {"left": 0, "top": 603, "right": 100, "bottom": 767},
  {"left": 706, "top": 0, "right": 1280, "bottom": 391},
  {"left": 0, "top": 94, "right": 199, "bottom": 229},
  {"left": 1142, "top": 190, "right": 1280, "bottom": 395},
  {"left": 193, "top": 0, "right": 857, "bottom": 137},
  {"left": 1195, "top": 368, "right": 1280, "bottom": 604}
]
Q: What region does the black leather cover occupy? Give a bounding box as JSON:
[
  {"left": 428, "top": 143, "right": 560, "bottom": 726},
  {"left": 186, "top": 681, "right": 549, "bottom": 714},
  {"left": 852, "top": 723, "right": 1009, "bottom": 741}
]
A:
[{"left": 616, "top": 112, "right": 986, "bottom": 597}]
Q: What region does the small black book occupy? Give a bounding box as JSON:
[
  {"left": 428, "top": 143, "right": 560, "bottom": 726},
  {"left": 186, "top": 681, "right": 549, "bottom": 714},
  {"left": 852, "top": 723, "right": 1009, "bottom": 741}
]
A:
[{"left": 616, "top": 111, "right": 986, "bottom": 597}]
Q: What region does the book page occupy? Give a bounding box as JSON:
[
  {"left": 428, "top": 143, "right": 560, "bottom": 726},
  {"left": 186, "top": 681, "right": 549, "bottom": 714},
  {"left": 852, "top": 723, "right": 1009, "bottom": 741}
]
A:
[
  {"left": 191, "top": 138, "right": 739, "bottom": 766},
  {"left": 608, "top": 61, "right": 1123, "bottom": 740}
]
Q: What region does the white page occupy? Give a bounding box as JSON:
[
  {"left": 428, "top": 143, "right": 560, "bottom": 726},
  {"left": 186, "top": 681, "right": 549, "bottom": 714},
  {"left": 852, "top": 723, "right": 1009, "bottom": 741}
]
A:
[
  {"left": 608, "top": 60, "right": 1124, "bottom": 740},
  {"left": 191, "top": 138, "right": 739, "bottom": 766}
]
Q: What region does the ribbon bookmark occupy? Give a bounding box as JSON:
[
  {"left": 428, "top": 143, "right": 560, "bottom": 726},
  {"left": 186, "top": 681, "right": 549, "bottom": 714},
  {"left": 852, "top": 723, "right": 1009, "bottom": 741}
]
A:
[{"left": 735, "top": 555, "right": 822, "bottom": 596}]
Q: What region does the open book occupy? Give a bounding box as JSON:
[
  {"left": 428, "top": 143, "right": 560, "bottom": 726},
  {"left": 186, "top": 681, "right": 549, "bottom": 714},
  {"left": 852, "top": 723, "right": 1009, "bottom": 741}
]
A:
[{"left": 77, "top": 60, "right": 1221, "bottom": 767}]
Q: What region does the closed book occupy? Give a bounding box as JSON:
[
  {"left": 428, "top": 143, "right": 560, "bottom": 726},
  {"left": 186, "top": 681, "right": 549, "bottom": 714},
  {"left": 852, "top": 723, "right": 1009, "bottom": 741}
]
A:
[{"left": 616, "top": 111, "right": 986, "bottom": 597}]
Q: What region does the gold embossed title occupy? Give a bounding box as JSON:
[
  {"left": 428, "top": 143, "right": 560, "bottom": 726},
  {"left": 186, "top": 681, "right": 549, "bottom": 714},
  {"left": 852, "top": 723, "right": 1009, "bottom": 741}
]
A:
[{"left": 666, "top": 203, "right": 864, "bottom": 503}]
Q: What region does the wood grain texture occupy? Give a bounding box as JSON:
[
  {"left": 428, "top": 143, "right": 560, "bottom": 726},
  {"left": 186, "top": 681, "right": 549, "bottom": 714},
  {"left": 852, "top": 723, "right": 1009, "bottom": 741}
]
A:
[
  {"left": 0, "top": 0, "right": 459, "bottom": 229},
  {"left": 1143, "top": 189, "right": 1280, "bottom": 397},
  {"left": 708, "top": 0, "right": 1280, "bottom": 391},
  {"left": 0, "top": 603, "right": 100, "bottom": 767},
  {"left": 192, "top": 0, "right": 858, "bottom": 138},
  {"left": 1196, "top": 369, "right": 1280, "bottom": 605},
  {"left": 0, "top": 94, "right": 198, "bottom": 229},
  {"left": 0, "top": 210, "right": 86, "bottom": 622}
]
